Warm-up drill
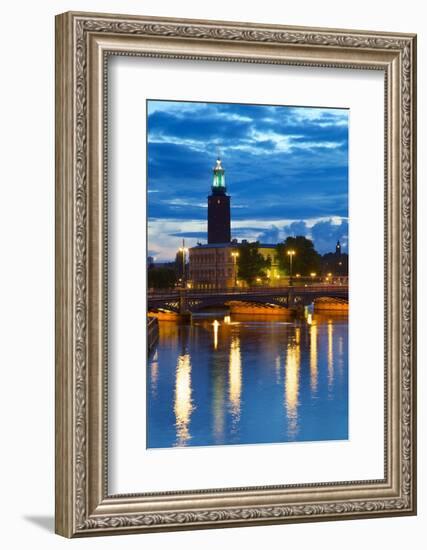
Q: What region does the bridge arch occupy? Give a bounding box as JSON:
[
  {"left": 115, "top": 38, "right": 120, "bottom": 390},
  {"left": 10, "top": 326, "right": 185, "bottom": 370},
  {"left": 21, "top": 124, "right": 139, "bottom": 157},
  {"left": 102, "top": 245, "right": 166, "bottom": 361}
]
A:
[
  {"left": 195, "top": 299, "right": 289, "bottom": 314},
  {"left": 313, "top": 296, "right": 348, "bottom": 312}
]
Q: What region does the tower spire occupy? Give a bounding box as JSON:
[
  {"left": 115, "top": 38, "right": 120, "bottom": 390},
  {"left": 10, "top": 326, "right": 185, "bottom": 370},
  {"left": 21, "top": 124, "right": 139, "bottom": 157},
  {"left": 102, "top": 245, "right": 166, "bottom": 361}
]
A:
[
  {"left": 207, "top": 156, "right": 231, "bottom": 244},
  {"left": 212, "top": 157, "right": 226, "bottom": 193}
]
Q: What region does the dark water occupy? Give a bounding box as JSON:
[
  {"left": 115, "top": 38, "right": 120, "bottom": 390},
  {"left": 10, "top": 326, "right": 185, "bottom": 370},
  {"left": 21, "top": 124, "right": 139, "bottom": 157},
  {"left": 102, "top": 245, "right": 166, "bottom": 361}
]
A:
[{"left": 147, "top": 313, "right": 348, "bottom": 448}]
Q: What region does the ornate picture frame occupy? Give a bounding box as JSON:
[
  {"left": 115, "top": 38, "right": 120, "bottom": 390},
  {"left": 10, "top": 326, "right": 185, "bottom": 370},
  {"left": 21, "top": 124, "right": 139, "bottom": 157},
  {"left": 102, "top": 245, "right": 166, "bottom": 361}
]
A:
[{"left": 55, "top": 11, "right": 416, "bottom": 537}]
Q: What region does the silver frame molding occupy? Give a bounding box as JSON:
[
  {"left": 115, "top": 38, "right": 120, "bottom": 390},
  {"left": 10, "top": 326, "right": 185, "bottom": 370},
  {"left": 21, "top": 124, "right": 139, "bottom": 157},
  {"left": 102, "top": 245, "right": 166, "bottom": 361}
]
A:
[{"left": 55, "top": 11, "right": 417, "bottom": 537}]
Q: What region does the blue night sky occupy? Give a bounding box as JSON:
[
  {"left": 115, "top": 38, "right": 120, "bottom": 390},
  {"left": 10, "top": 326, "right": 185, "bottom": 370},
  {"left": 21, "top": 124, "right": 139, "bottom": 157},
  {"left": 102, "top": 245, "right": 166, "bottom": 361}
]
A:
[{"left": 147, "top": 100, "right": 348, "bottom": 261}]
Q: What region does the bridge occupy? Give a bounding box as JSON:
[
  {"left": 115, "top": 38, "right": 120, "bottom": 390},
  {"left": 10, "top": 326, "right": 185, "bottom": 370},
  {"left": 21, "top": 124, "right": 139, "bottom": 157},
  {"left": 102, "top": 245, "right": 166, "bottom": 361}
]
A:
[{"left": 148, "top": 285, "right": 348, "bottom": 314}]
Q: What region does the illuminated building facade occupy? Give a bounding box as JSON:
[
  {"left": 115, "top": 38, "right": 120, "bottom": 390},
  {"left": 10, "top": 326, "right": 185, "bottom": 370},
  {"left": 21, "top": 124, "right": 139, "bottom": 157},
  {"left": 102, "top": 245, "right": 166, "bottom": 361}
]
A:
[{"left": 189, "top": 242, "right": 280, "bottom": 289}]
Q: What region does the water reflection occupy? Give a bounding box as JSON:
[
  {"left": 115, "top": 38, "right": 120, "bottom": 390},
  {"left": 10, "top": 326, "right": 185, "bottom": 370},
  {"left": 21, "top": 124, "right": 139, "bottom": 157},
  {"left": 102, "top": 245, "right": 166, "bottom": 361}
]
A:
[
  {"left": 285, "top": 332, "right": 301, "bottom": 438},
  {"left": 212, "top": 352, "right": 226, "bottom": 444},
  {"left": 310, "top": 324, "right": 318, "bottom": 394},
  {"left": 275, "top": 355, "right": 281, "bottom": 385},
  {"left": 327, "top": 320, "right": 334, "bottom": 393},
  {"left": 173, "top": 353, "right": 194, "bottom": 446},
  {"left": 213, "top": 320, "right": 220, "bottom": 350},
  {"left": 147, "top": 313, "right": 348, "bottom": 449},
  {"left": 228, "top": 336, "right": 242, "bottom": 428},
  {"left": 150, "top": 350, "right": 159, "bottom": 398}
]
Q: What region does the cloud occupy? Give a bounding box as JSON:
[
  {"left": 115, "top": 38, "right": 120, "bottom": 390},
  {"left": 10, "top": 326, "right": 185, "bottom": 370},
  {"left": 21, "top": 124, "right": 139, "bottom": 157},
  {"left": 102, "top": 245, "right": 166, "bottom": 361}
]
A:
[
  {"left": 169, "top": 231, "right": 207, "bottom": 239},
  {"left": 310, "top": 219, "right": 349, "bottom": 253},
  {"left": 147, "top": 100, "right": 349, "bottom": 259},
  {"left": 256, "top": 224, "right": 281, "bottom": 243},
  {"left": 232, "top": 219, "right": 348, "bottom": 254},
  {"left": 165, "top": 198, "right": 207, "bottom": 208},
  {"left": 148, "top": 110, "right": 252, "bottom": 144},
  {"left": 149, "top": 217, "right": 348, "bottom": 260}
]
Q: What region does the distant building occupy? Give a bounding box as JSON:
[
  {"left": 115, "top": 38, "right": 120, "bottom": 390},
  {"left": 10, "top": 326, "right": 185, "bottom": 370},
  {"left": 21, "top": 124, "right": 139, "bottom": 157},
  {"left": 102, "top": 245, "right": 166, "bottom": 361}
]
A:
[
  {"left": 321, "top": 240, "right": 348, "bottom": 276},
  {"left": 189, "top": 243, "right": 235, "bottom": 289}
]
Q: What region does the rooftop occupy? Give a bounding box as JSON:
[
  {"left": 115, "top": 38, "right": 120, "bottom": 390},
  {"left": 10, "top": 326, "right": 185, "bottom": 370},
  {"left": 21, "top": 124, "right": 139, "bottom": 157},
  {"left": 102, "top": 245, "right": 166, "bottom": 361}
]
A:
[{"left": 190, "top": 242, "right": 278, "bottom": 250}]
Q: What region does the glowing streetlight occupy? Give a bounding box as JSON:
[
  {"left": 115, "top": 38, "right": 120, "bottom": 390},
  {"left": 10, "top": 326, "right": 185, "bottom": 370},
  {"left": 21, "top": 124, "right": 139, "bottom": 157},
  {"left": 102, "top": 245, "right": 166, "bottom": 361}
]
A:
[
  {"left": 310, "top": 272, "right": 317, "bottom": 280},
  {"left": 287, "top": 249, "right": 296, "bottom": 285},
  {"left": 231, "top": 250, "right": 239, "bottom": 288},
  {"left": 178, "top": 239, "right": 189, "bottom": 287}
]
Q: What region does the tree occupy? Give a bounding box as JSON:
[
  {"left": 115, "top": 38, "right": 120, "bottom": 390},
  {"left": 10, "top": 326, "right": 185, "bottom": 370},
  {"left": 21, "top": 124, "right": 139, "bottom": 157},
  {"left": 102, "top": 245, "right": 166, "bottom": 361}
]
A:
[
  {"left": 147, "top": 267, "right": 177, "bottom": 289},
  {"left": 237, "top": 241, "right": 271, "bottom": 285},
  {"left": 276, "top": 236, "right": 321, "bottom": 276}
]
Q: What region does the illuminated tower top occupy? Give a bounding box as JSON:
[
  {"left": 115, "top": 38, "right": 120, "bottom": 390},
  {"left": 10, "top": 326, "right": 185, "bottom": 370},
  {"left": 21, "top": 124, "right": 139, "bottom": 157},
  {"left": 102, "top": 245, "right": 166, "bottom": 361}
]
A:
[
  {"left": 336, "top": 240, "right": 341, "bottom": 256},
  {"left": 212, "top": 158, "right": 226, "bottom": 195}
]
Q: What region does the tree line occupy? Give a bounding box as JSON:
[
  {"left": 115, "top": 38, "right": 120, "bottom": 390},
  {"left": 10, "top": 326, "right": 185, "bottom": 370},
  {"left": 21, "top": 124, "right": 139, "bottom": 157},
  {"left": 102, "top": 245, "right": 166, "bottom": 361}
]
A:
[{"left": 237, "top": 236, "right": 348, "bottom": 285}]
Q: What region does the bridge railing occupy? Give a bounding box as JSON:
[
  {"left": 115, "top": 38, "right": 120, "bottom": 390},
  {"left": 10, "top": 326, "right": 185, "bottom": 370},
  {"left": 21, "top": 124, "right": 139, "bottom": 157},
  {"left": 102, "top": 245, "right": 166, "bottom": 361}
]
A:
[
  {"left": 148, "top": 284, "right": 348, "bottom": 299},
  {"left": 148, "top": 282, "right": 348, "bottom": 295}
]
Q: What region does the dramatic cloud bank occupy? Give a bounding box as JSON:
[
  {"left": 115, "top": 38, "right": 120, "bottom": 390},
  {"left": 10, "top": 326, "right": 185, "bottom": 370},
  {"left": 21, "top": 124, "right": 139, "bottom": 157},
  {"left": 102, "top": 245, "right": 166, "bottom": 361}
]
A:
[{"left": 147, "top": 100, "right": 348, "bottom": 261}]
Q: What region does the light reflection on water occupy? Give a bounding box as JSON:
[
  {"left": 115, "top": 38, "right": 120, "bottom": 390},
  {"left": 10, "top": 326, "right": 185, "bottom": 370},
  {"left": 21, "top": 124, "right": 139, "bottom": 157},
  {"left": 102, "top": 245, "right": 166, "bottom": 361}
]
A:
[
  {"left": 173, "top": 353, "right": 194, "bottom": 446},
  {"left": 147, "top": 313, "right": 348, "bottom": 449},
  {"left": 310, "top": 324, "right": 318, "bottom": 394},
  {"left": 228, "top": 336, "right": 242, "bottom": 429},
  {"left": 285, "top": 335, "right": 301, "bottom": 439}
]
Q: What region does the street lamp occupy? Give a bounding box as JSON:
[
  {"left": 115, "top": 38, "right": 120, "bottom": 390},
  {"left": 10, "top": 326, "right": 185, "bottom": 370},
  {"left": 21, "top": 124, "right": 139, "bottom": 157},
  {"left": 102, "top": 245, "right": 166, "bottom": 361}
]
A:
[
  {"left": 231, "top": 251, "right": 239, "bottom": 289},
  {"left": 287, "top": 249, "right": 296, "bottom": 285},
  {"left": 178, "top": 241, "right": 189, "bottom": 288}
]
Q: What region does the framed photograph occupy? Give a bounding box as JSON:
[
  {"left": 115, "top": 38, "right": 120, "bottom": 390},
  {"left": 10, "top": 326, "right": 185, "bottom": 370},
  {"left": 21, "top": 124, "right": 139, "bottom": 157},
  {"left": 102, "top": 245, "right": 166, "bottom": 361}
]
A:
[{"left": 55, "top": 11, "right": 417, "bottom": 537}]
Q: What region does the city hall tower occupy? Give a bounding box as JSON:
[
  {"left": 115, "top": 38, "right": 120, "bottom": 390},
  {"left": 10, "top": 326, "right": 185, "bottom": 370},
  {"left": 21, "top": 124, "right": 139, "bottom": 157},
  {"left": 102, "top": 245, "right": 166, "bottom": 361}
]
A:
[{"left": 207, "top": 158, "right": 231, "bottom": 244}]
